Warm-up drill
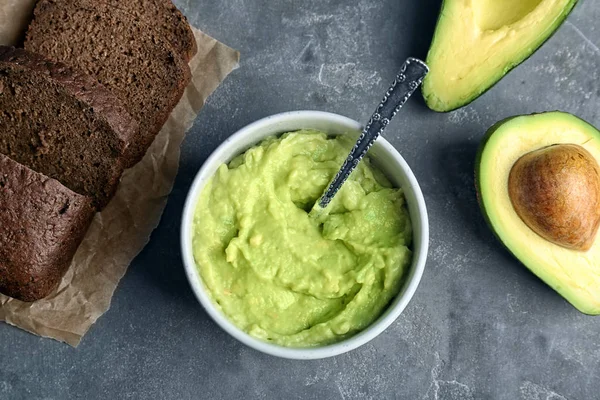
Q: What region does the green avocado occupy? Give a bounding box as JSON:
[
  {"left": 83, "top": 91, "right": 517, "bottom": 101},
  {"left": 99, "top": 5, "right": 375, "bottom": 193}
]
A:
[
  {"left": 422, "top": 0, "right": 578, "bottom": 112},
  {"left": 192, "top": 130, "right": 413, "bottom": 347},
  {"left": 476, "top": 111, "right": 600, "bottom": 315}
]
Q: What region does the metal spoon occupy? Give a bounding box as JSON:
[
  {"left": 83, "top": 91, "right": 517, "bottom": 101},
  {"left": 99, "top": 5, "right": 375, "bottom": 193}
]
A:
[{"left": 314, "top": 57, "right": 429, "bottom": 212}]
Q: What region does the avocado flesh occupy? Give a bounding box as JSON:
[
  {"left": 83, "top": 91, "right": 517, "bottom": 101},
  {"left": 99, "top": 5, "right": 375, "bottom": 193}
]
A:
[
  {"left": 422, "top": 0, "right": 578, "bottom": 112},
  {"left": 476, "top": 111, "right": 600, "bottom": 315}
]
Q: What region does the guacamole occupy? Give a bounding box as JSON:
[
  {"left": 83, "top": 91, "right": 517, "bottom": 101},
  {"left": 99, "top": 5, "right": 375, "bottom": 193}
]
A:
[{"left": 192, "top": 130, "right": 412, "bottom": 347}]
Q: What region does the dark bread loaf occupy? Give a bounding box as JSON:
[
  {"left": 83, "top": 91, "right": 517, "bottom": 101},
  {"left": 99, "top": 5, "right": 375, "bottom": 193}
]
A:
[
  {"left": 25, "top": 0, "right": 192, "bottom": 165},
  {"left": 0, "top": 154, "right": 95, "bottom": 302},
  {"left": 0, "top": 46, "right": 138, "bottom": 209},
  {"left": 104, "top": 0, "right": 197, "bottom": 62}
]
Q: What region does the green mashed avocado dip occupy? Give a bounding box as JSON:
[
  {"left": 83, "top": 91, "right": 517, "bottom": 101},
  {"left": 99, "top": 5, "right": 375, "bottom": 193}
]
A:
[{"left": 192, "top": 130, "right": 412, "bottom": 347}]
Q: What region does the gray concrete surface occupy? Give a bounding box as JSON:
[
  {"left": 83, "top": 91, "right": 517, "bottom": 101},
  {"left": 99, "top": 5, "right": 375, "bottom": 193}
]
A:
[{"left": 2, "top": 0, "right": 600, "bottom": 399}]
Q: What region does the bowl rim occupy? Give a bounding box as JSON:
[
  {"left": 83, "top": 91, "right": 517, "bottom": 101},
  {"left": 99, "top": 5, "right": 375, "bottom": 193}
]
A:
[{"left": 180, "top": 110, "right": 429, "bottom": 360}]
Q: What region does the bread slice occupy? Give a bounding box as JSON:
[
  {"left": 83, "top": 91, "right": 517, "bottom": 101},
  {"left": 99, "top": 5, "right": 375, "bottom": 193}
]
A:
[
  {"left": 0, "top": 46, "right": 138, "bottom": 209},
  {"left": 104, "top": 0, "right": 197, "bottom": 62},
  {"left": 0, "top": 154, "right": 95, "bottom": 302},
  {"left": 25, "top": 0, "right": 192, "bottom": 165}
]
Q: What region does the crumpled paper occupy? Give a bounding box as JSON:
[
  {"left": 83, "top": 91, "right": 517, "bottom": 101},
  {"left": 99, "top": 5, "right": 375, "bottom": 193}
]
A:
[{"left": 0, "top": 1, "right": 240, "bottom": 346}]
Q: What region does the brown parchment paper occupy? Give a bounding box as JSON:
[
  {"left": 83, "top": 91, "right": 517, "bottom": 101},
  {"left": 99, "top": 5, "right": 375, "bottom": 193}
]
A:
[{"left": 0, "top": 1, "right": 240, "bottom": 346}]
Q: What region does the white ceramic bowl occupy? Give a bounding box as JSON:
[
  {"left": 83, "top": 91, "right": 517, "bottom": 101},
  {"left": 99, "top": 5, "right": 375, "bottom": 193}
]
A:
[{"left": 181, "top": 111, "right": 429, "bottom": 360}]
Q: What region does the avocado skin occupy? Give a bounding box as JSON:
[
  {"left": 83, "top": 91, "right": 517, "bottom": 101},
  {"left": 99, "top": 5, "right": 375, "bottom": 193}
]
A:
[
  {"left": 423, "top": 0, "right": 579, "bottom": 113},
  {"left": 475, "top": 112, "right": 600, "bottom": 315}
]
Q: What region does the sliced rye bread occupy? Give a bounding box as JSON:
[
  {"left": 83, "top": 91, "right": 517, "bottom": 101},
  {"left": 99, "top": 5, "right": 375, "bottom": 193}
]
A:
[
  {"left": 0, "top": 153, "right": 96, "bottom": 302},
  {"left": 0, "top": 46, "right": 138, "bottom": 209},
  {"left": 103, "top": 0, "right": 197, "bottom": 62},
  {"left": 25, "top": 0, "right": 192, "bottom": 165}
]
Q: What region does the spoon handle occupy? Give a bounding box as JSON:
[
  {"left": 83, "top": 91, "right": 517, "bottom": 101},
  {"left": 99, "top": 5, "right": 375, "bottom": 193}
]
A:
[{"left": 318, "top": 57, "right": 429, "bottom": 209}]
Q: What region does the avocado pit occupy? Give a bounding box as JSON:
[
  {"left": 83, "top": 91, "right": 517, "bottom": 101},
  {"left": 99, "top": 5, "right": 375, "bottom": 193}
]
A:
[{"left": 508, "top": 144, "right": 600, "bottom": 251}]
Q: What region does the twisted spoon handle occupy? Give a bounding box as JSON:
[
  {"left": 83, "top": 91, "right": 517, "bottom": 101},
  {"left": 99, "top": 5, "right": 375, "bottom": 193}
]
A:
[{"left": 318, "top": 57, "right": 429, "bottom": 209}]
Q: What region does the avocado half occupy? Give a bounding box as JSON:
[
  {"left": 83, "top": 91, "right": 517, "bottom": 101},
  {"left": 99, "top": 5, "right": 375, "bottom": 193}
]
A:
[
  {"left": 476, "top": 111, "right": 600, "bottom": 315},
  {"left": 422, "top": 0, "right": 578, "bottom": 112}
]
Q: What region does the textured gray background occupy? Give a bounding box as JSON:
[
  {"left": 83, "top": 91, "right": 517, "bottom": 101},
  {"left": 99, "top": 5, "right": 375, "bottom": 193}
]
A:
[{"left": 2, "top": 0, "right": 600, "bottom": 399}]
